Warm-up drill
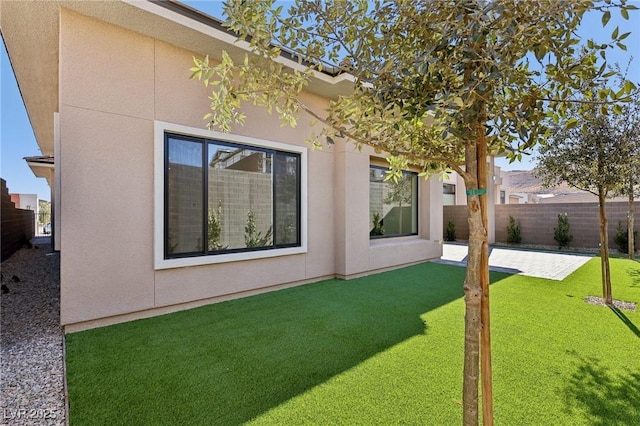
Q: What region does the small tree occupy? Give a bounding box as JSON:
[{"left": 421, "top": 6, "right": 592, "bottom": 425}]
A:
[
  {"left": 536, "top": 108, "right": 629, "bottom": 305},
  {"left": 554, "top": 213, "right": 573, "bottom": 249},
  {"left": 445, "top": 220, "right": 457, "bottom": 242},
  {"left": 245, "top": 208, "right": 273, "bottom": 248},
  {"left": 384, "top": 173, "right": 413, "bottom": 234},
  {"left": 38, "top": 200, "right": 51, "bottom": 225},
  {"left": 506, "top": 216, "right": 522, "bottom": 244},
  {"left": 611, "top": 95, "right": 640, "bottom": 260}
]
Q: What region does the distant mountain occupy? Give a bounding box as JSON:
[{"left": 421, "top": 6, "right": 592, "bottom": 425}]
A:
[
  {"left": 502, "top": 170, "right": 578, "bottom": 195},
  {"left": 501, "top": 170, "right": 633, "bottom": 203}
]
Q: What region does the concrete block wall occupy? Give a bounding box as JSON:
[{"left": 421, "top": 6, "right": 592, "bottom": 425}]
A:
[
  {"left": 167, "top": 165, "right": 274, "bottom": 252},
  {"left": 1, "top": 179, "right": 35, "bottom": 261},
  {"left": 369, "top": 181, "right": 384, "bottom": 232},
  {"left": 209, "top": 168, "right": 272, "bottom": 249},
  {"left": 444, "top": 201, "right": 640, "bottom": 249},
  {"left": 443, "top": 205, "right": 469, "bottom": 242}
]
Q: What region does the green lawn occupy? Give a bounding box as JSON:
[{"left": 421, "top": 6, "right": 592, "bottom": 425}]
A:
[{"left": 65, "top": 258, "right": 640, "bottom": 425}]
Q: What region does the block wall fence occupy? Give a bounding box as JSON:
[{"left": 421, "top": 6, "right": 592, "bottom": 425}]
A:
[
  {"left": 1, "top": 179, "right": 35, "bottom": 261},
  {"left": 444, "top": 201, "right": 640, "bottom": 250}
]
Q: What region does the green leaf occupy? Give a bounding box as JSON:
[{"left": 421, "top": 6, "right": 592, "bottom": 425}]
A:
[
  {"left": 602, "top": 11, "right": 611, "bottom": 26},
  {"left": 621, "top": 8, "right": 629, "bottom": 19},
  {"left": 565, "top": 118, "right": 578, "bottom": 129},
  {"left": 624, "top": 80, "right": 637, "bottom": 93},
  {"left": 612, "top": 26, "right": 619, "bottom": 39},
  {"left": 618, "top": 32, "right": 631, "bottom": 41}
]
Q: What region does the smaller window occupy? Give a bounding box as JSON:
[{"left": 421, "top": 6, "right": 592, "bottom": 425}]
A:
[
  {"left": 369, "top": 167, "right": 418, "bottom": 238},
  {"left": 500, "top": 190, "right": 506, "bottom": 204},
  {"left": 443, "top": 183, "right": 456, "bottom": 206}
]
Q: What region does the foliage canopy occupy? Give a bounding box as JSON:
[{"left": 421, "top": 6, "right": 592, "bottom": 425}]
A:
[{"left": 192, "top": 0, "right": 637, "bottom": 181}]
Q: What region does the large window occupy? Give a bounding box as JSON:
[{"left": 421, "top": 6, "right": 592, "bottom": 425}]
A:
[
  {"left": 369, "top": 166, "right": 418, "bottom": 238},
  {"left": 165, "top": 133, "right": 301, "bottom": 259}
]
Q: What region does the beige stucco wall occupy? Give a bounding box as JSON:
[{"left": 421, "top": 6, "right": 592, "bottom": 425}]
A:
[{"left": 58, "top": 8, "right": 442, "bottom": 330}]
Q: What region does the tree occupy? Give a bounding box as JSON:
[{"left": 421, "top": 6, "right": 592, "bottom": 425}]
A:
[
  {"left": 191, "top": 1, "right": 637, "bottom": 424},
  {"left": 536, "top": 107, "right": 629, "bottom": 305},
  {"left": 612, "top": 96, "right": 640, "bottom": 260},
  {"left": 384, "top": 173, "right": 413, "bottom": 234},
  {"left": 38, "top": 199, "right": 51, "bottom": 225}
]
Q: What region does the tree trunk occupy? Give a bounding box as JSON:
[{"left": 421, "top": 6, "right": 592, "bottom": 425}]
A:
[
  {"left": 598, "top": 190, "right": 613, "bottom": 305},
  {"left": 462, "top": 143, "right": 482, "bottom": 426},
  {"left": 476, "top": 123, "right": 493, "bottom": 426},
  {"left": 461, "top": 124, "right": 493, "bottom": 425},
  {"left": 629, "top": 183, "right": 635, "bottom": 260}
]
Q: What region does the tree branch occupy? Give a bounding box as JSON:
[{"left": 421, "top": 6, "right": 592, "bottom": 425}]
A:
[{"left": 295, "top": 99, "right": 467, "bottom": 176}]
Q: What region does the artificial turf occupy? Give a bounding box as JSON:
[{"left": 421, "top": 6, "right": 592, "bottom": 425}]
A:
[{"left": 65, "top": 258, "right": 640, "bottom": 425}]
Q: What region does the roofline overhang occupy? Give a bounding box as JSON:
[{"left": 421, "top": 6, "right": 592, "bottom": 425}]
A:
[
  {"left": 25, "top": 155, "right": 55, "bottom": 167},
  {"left": 25, "top": 156, "right": 54, "bottom": 188},
  {"left": 1, "top": 0, "right": 356, "bottom": 165}
]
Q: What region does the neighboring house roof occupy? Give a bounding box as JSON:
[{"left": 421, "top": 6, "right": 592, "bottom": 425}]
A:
[
  {"left": 0, "top": 0, "right": 356, "bottom": 159},
  {"left": 502, "top": 169, "right": 635, "bottom": 203}
]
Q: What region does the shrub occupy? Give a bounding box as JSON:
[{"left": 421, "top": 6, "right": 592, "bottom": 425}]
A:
[
  {"left": 445, "top": 220, "right": 456, "bottom": 242},
  {"left": 371, "top": 212, "right": 384, "bottom": 236},
  {"left": 553, "top": 212, "right": 573, "bottom": 249},
  {"left": 208, "top": 201, "right": 226, "bottom": 251},
  {"left": 506, "top": 215, "right": 522, "bottom": 244},
  {"left": 613, "top": 221, "right": 637, "bottom": 254},
  {"left": 245, "top": 208, "right": 273, "bottom": 248}
]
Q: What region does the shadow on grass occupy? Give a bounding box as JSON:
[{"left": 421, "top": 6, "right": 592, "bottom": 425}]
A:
[
  {"left": 564, "top": 352, "right": 640, "bottom": 425},
  {"left": 609, "top": 306, "right": 640, "bottom": 338},
  {"left": 628, "top": 267, "right": 640, "bottom": 287},
  {"left": 65, "top": 263, "right": 510, "bottom": 425}
]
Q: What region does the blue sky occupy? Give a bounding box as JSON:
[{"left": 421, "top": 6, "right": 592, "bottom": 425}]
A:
[{"left": 1, "top": 2, "right": 638, "bottom": 201}]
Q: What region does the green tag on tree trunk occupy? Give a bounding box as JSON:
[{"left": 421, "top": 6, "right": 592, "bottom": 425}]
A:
[{"left": 466, "top": 189, "right": 487, "bottom": 196}]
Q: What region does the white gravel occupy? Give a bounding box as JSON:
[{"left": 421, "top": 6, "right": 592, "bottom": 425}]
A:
[
  {"left": 584, "top": 295, "right": 637, "bottom": 312},
  {"left": 1, "top": 238, "right": 65, "bottom": 425}
]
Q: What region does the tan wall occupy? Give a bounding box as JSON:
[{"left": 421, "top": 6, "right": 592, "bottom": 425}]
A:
[
  {"left": 58, "top": 9, "right": 442, "bottom": 330},
  {"left": 444, "top": 202, "right": 640, "bottom": 249}
]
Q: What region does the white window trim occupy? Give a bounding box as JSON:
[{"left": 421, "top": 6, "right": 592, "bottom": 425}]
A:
[{"left": 154, "top": 121, "right": 308, "bottom": 270}]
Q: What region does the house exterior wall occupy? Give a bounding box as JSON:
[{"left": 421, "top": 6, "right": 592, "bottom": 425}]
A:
[{"left": 58, "top": 9, "right": 442, "bottom": 331}]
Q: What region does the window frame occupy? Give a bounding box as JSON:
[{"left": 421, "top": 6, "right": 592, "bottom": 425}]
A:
[
  {"left": 154, "top": 121, "right": 307, "bottom": 270},
  {"left": 369, "top": 165, "right": 419, "bottom": 240},
  {"left": 443, "top": 183, "right": 456, "bottom": 206}
]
